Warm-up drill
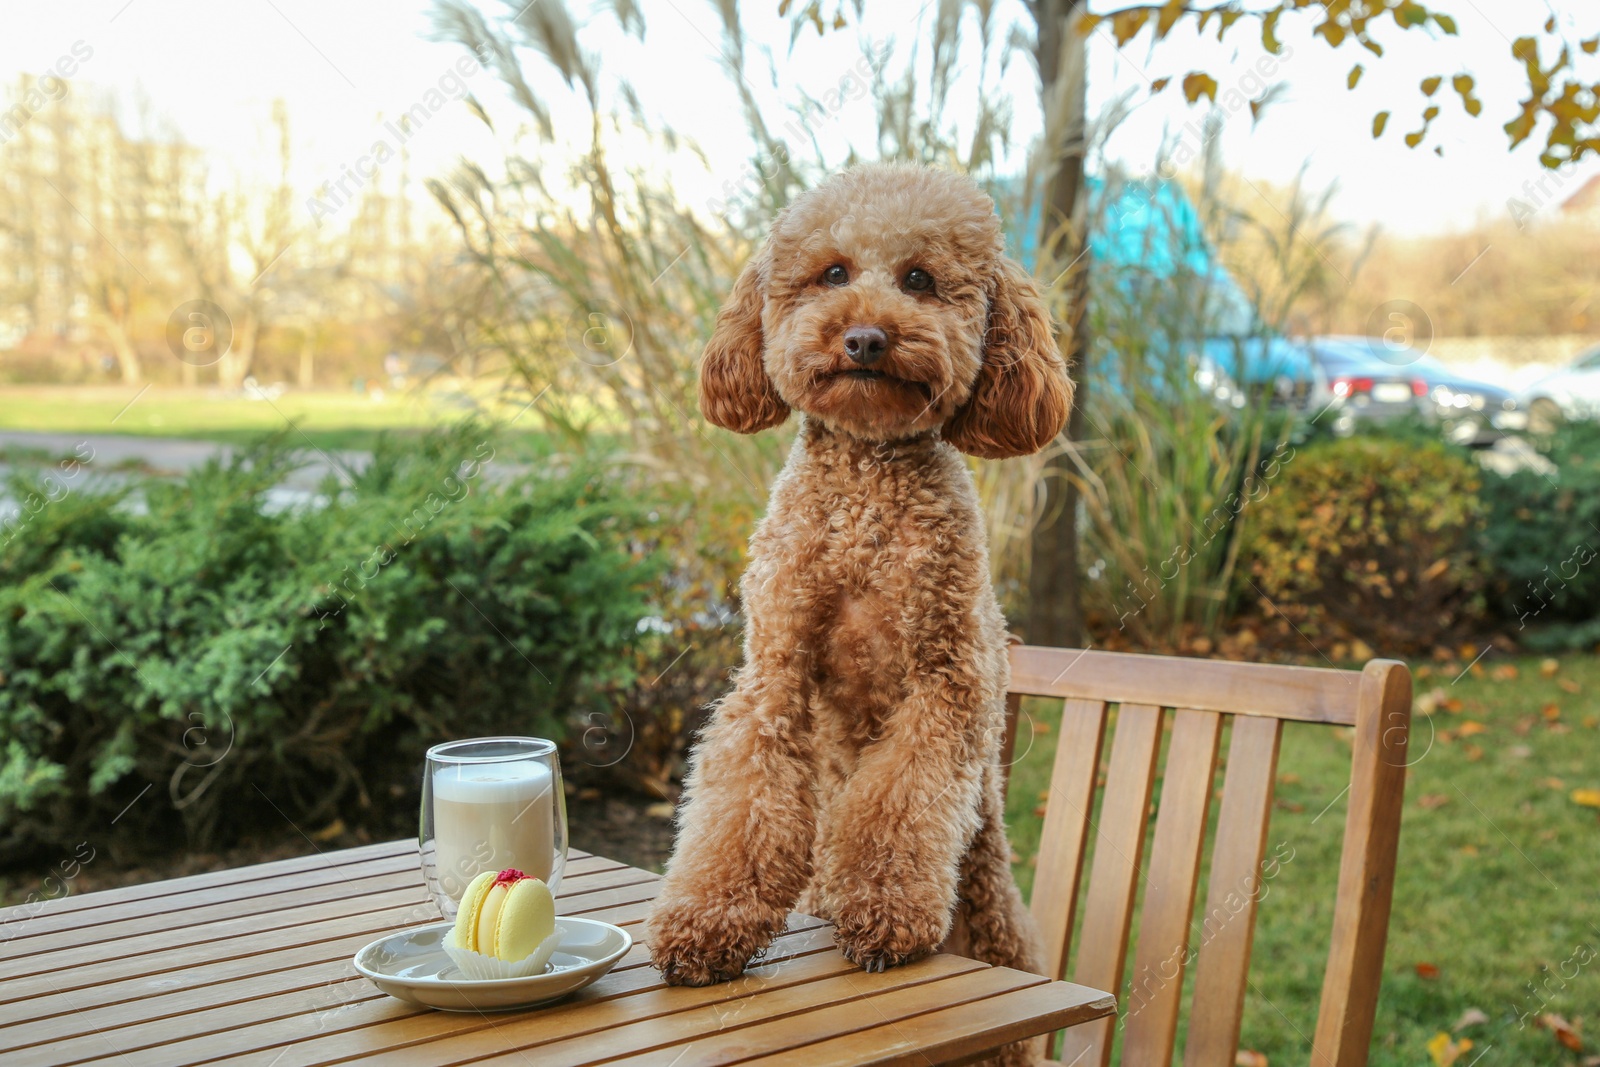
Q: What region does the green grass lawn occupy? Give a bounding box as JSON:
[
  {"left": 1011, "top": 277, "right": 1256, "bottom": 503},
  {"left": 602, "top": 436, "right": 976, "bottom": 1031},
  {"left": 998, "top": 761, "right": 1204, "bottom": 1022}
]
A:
[
  {"left": 1004, "top": 653, "right": 1600, "bottom": 1066},
  {"left": 0, "top": 386, "right": 560, "bottom": 457}
]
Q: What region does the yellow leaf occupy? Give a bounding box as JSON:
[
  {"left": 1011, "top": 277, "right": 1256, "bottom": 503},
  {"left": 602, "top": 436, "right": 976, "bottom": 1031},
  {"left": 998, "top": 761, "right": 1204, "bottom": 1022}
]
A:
[
  {"left": 1428, "top": 1031, "right": 1473, "bottom": 1067},
  {"left": 1348, "top": 64, "right": 1364, "bottom": 90},
  {"left": 1151, "top": 77, "right": 1171, "bottom": 93},
  {"left": 1422, "top": 76, "right": 1442, "bottom": 96},
  {"left": 1458, "top": 720, "right": 1487, "bottom": 737},
  {"left": 1582, "top": 36, "right": 1598, "bottom": 55},
  {"left": 1076, "top": 12, "right": 1104, "bottom": 35},
  {"left": 1373, "top": 111, "right": 1390, "bottom": 137},
  {"left": 1156, "top": 0, "right": 1185, "bottom": 38},
  {"left": 1182, "top": 72, "right": 1219, "bottom": 104},
  {"left": 1261, "top": 8, "right": 1283, "bottom": 53},
  {"left": 1112, "top": 8, "right": 1150, "bottom": 46},
  {"left": 1572, "top": 788, "right": 1600, "bottom": 808}
]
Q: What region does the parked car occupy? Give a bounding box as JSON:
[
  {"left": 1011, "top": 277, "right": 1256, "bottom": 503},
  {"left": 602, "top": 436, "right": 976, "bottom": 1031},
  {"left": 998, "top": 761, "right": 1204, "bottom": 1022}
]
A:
[
  {"left": 1308, "top": 336, "right": 1525, "bottom": 445},
  {"left": 1407, "top": 353, "right": 1527, "bottom": 445},
  {"left": 1305, "top": 337, "right": 1425, "bottom": 436},
  {"left": 1522, "top": 344, "right": 1600, "bottom": 429}
]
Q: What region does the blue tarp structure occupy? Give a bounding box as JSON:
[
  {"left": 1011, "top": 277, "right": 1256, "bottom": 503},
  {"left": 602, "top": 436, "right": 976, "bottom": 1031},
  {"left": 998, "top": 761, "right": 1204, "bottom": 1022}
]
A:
[{"left": 996, "top": 174, "right": 1315, "bottom": 387}]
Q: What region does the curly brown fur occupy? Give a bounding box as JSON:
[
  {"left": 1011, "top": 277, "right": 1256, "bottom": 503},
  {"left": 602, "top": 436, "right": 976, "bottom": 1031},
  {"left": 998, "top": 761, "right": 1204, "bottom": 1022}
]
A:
[{"left": 648, "top": 164, "right": 1072, "bottom": 1064}]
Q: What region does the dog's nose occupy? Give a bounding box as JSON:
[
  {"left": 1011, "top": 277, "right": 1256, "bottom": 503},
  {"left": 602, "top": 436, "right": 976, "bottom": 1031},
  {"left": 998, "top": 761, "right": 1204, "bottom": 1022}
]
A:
[{"left": 843, "top": 325, "right": 889, "bottom": 366}]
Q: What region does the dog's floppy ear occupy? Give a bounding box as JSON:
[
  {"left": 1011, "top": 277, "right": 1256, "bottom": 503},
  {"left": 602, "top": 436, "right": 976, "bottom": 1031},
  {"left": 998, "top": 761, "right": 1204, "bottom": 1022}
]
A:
[
  {"left": 699, "top": 240, "right": 790, "bottom": 434},
  {"left": 943, "top": 256, "right": 1072, "bottom": 459}
]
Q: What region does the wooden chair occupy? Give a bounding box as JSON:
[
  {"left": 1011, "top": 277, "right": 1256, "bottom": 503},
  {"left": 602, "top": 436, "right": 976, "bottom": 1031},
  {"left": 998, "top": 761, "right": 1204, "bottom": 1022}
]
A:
[{"left": 999, "top": 645, "right": 1411, "bottom": 1067}]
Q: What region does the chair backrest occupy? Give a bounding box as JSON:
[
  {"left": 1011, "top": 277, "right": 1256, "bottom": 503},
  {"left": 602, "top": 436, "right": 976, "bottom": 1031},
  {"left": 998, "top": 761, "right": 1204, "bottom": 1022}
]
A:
[{"left": 1001, "top": 645, "right": 1411, "bottom": 1067}]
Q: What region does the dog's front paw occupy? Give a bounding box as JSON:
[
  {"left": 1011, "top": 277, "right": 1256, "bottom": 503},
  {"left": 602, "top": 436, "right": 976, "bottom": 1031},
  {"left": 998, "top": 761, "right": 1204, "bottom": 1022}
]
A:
[
  {"left": 646, "top": 891, "right": 786, "bottom": 987},
  {"left": 832, "top": 885, "right": 951, "bottom": 974}
]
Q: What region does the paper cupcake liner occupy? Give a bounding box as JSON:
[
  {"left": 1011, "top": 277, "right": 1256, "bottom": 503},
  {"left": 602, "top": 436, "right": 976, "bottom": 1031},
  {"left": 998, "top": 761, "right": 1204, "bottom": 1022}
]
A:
[{"left": 443, "top": 927, "right": 563, "bottom": 980}]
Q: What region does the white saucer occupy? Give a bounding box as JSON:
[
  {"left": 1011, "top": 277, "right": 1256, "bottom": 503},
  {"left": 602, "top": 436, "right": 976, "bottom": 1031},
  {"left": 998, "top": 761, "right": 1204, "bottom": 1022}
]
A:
[{"left": 353, "top": 917, "right": 633, "bottom": 1012}]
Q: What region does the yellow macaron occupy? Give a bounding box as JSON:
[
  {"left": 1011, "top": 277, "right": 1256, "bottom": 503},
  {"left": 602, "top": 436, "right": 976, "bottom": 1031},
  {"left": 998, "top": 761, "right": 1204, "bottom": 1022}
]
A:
[{"left": 452, "top": 868, "right": 556, "bottom": 961}]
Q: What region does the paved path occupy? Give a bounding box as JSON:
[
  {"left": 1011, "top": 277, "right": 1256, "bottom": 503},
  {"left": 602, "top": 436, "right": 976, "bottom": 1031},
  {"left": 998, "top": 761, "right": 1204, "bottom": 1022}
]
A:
[{"left": 0, "top": 431, "right": 370, "bottom": 521}]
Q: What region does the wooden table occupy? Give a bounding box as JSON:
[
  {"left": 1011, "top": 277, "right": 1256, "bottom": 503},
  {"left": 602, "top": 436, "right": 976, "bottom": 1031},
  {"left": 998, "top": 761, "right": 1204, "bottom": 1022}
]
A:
[{"left": 0, "top": 839, "right": 1114, "bottom": 1065}]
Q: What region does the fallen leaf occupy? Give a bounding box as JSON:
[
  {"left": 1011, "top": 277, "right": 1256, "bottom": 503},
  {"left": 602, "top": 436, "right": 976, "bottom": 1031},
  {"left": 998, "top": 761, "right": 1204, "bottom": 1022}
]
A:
[
  {"left": 1559, "top": 678, "right": 1581, "bottom": 694},
  {"left": 1453, "top": 1007, "right": 1489, "bottom": 1031},
  {"left": 1416, "top": 962, "right": 1441, "bottom": 979},
  {"left": 1491, "top": 664, "right": 1520, "bottom": 681},
  {"left": 1538, "top": 777, "right": 1566, "bottom": 790},
  {"left": 1460, "top": 844, "right": 1480, "bottom": 855},
  {"left": 1537, "top": 1013, "right": 1583, "bottom": 1051},
  {"left": 1033, "top": 804, "right": 1049, "bottom": 818},
  {"left": 1442, "top": 697, "right": 1465, "bottom": 714},
  {"left": 1418, "top": 793, "right": 1451, "bottom": 809},
  {"left": 1514, "top": 718, "right": 1535, "bottom": 736},
  {"left": 1235, "top": 1052, "right": 1269, "bottom": 1067},
  {"left": 1542, "top": 703, "right": 1562, "bottom": 721},
  {"left": 1464, "top": 744, "right": 1485, "bottom": 762},
  {"left": 1586, "top": 716, "right": 1600, "bottom": 730},
  {"left": 1034, "top": 720, "right": 1052, "bottom": 735},
  {"left": 1428, "top": 1030, "right": 1473, "bottom": 1066},
  {"left": 1279, "top": 773, "right": 1301, "bottom": 785},
  {"left": 1572, "top": 788, "right": 1600, "bottom": 808},
  {"left": 1416, "top": 687, "right": 1445, "bottom": 715},
  {"left": 311, "top": 818, "right": 346, "bottom": 843},
  {"left": 1539, "top": 658, "right": 1561, "bottom": 677},
  {"left": 1459, "top": 720, "right": 1487, "bottom": 737}
]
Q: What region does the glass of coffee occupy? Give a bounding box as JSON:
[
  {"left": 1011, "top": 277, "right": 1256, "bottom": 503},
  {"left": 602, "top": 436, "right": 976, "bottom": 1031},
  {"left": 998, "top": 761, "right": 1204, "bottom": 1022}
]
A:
[{"left": 420, "top": 737, "right": 568, "bottom": 919}]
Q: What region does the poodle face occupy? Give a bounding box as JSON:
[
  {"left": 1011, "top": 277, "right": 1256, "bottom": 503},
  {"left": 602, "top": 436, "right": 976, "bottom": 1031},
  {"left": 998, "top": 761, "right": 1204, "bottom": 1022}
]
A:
[{"left": 700, "top": 164, "right": 1072, "bottom": 459}]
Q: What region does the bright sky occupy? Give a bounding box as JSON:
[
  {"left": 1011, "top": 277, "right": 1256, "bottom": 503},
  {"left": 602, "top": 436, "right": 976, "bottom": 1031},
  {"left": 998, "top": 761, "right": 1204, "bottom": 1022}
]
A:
[{"left": 1, "top": 0, "right": 1595, "bottom": 237}]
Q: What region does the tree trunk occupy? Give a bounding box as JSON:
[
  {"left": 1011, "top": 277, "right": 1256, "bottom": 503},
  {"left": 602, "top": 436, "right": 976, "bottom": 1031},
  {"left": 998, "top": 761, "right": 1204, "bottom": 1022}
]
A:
[
  {"left": 105, "top": 319, "right": 142, "bottom": 386},
  {"left": 298, "top": 329, "right": 314, "bottom": 389},
  {"left": 221, "top": 310, "right": 260, "bottom": 390},
  {"left": 1027, "top": 0, "right": 1091, "bottom": 648}
]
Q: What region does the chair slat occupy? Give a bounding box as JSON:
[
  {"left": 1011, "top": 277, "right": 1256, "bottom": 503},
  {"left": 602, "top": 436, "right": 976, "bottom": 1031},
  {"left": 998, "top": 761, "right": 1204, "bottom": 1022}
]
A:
[
  {"left": 1182, "top": 715, "right": 1284, "bottom": 1067},
  {"left": 1311, "top": 661, "right": 1411, "bottom": 1067},
  {"left": 1009, "top": 646, "right": 1359, "bottom": 725},
  {"left": 1057, "top": 703, "right": 1166, "bottom": 1067},
  {"left": 1121, "top": 709, "right": 1224, "bottom": 1067},
  {"left": 999, "top": 691, "right": 1024, "bottom": 800},
  {"left": 1030, "top": 699, "right": 1111, "bottom": 982}
]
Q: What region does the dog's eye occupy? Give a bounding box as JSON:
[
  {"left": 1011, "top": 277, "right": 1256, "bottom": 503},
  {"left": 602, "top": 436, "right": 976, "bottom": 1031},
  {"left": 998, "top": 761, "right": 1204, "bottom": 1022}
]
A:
[
  {"left": 822, "top": 265, "right": 849, "bottom": 286},
  {"left": 903, "top": 268, "right": 934, "bottom": 293}
]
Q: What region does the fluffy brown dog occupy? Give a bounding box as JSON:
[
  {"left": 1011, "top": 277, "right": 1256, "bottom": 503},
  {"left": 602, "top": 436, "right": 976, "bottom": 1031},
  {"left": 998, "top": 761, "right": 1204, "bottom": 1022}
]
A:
[{"left": 647, "top": 163, "right": 1071, "bottom": 1058}]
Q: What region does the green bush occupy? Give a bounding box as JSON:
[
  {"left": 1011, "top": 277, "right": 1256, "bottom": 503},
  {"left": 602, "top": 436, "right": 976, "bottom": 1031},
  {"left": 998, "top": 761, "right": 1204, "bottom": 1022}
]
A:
[
  {"left": 1478, "top": 421, "right": 1600, "bottom": 650},
  {"left": 1238, "top": 436, "right": 1485, "bottom": 654},
  {"left": 0, "top": 426, "right": 661, "bottom": 861}
]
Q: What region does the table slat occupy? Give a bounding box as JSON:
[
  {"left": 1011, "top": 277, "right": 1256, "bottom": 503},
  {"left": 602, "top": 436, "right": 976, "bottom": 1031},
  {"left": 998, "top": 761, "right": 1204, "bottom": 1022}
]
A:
[
  {"left": 594, "top": 964, "right": 1044, "bottom": 1067},
  {"left": 741, "top": 979, "right": 1120, "bottom": 1067}
]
